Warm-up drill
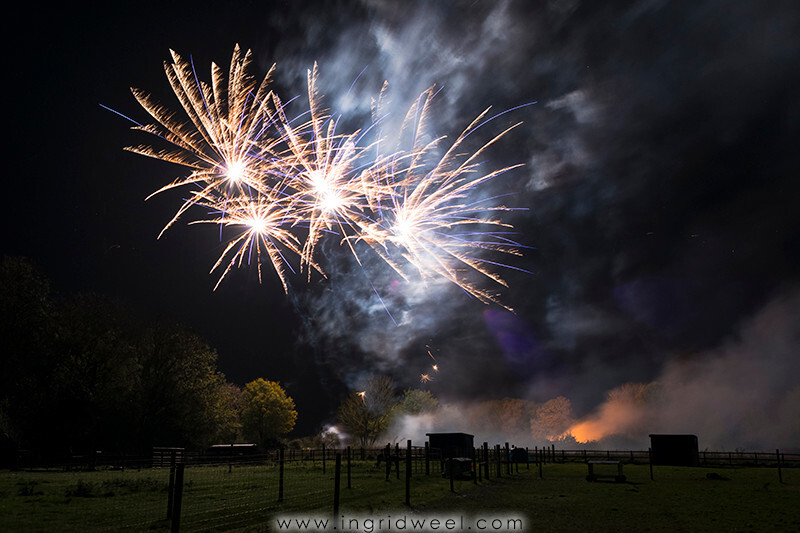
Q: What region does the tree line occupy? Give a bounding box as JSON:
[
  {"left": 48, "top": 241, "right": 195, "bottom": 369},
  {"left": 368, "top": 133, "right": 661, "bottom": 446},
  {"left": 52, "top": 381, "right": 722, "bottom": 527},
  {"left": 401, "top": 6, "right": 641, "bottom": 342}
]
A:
[{"left": 0, "top": 256, "right": 297, "bottom": 462}]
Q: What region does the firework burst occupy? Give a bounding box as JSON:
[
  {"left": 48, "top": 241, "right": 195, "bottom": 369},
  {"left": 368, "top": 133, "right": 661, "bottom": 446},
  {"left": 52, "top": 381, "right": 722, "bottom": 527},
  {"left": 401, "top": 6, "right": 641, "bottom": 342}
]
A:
[
  {"left": 120, "top": 46, "right": 527, "bottom": 308},
  {"left": 353, "top": 87, "right": 526, "bottom": 310}
]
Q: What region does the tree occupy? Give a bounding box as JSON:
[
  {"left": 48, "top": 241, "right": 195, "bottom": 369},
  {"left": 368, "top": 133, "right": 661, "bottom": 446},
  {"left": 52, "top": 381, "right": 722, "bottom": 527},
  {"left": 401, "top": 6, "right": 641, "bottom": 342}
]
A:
[
  {"left": 0, "top": 256, "right": 56, "bottom": 460},
  {"left": 398, "top": 389, "right": 439, "bottom": 415},
  {"left": 210, "top": 382, "right": 244, "bottom": 444},
  {"left": 530, "top": 396, "right": 574, "bottom": 441},
  {"left": 132, "top": 321, "right": 232, "bottom": 452},
  {"left": 336, "top": 375, "right": 397, "bottom": 447},
  {"left": 240, "top": 379, "right": 297, "bottom": 448},
  {"left": 0, "top": 256, "right": 245, "bottom": 457}
]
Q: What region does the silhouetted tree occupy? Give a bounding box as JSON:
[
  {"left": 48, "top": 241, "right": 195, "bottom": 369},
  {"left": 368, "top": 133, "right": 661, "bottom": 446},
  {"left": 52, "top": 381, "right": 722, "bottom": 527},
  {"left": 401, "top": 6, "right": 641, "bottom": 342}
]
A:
[
  {"left": 0, "top": 257, "right": 56, "bottom": 459},
  {"left": 133, "top": 322, "right": 230, "bottom": 451},
  {"left": 1, "top": 256, "right": 244, "bottom": 457},
  {"left": 336, "top": 375, "right": 397, "bottom": 447}
]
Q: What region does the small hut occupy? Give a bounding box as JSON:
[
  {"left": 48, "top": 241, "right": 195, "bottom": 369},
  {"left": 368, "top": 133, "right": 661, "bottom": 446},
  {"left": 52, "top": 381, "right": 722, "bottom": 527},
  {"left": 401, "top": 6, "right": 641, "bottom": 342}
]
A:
[
  {"left": 426, "top": 432, "right": 474, "bottom": 459},
  {"left": 649, "top": 434, "right": 699, "bottom": 466}
]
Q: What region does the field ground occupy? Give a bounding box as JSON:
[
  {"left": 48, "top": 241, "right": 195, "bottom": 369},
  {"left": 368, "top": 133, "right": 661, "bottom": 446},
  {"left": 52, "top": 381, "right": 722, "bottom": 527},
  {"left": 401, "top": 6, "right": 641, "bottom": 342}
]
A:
[{"left": 0, "top": 462, "right": 797, "bottom": 532}]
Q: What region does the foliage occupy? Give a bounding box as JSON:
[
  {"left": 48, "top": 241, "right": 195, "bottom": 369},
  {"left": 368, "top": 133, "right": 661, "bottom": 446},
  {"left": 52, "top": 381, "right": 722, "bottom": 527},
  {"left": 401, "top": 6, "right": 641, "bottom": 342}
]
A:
[
  {"left": 530, "top": 396, "right": 574, "bottom": 441},
  {"left": 0, "top": 255, "right": 243, "bottom": 457},
  {"left": 210, "top": 382, "right": 244, "bottom": 444},
  {"left": 336, "top": 376, "right": 398, "bottom": 448},
  {"left": 398, "top": 389, "right": 439, "bottom": 415},
  {"left": 240, "top": 379, "right": 297, "bottom": 448}
]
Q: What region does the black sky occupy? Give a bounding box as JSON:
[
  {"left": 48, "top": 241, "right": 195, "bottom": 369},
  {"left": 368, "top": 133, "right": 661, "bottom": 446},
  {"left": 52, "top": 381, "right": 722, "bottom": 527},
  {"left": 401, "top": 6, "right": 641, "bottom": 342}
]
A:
[{"left": 5, "top": 0, "right": 800, "bottom": 442}]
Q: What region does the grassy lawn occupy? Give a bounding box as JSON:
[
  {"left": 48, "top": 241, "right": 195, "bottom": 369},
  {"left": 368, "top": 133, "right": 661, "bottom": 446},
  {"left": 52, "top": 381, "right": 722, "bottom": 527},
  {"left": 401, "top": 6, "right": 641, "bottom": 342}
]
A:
[
  {"left": 0, "top": 461, "right": 797, "bottom": 531},
  {"left": 421, "top": 463, "right": 799, "bottom": 532}
]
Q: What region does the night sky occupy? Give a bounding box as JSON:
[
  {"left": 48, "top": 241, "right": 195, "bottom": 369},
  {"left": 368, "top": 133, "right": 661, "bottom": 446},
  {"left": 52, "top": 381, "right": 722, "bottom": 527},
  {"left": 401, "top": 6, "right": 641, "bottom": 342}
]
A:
[{"left": 6, "top": 1, "right": 800, "bottom": 447}]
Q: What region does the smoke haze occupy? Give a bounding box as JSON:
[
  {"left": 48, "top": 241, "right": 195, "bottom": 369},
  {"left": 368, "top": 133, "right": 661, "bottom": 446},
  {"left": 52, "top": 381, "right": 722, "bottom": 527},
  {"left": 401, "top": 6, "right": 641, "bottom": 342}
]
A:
[
  {"left": 263, "top": 0, "right": 800, "bottom": 450},
  {"left": 17, "top": 1, "right": 795, "bottom": 445}
]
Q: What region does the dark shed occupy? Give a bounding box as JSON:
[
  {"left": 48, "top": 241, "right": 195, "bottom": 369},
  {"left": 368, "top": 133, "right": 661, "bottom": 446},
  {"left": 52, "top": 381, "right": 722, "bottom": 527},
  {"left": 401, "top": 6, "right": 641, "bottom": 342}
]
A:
[
  {"left": 426, "top": 432, "right": 474, "bottom": 458},
  {"left": 649, "top": 434, "right": 699, "bottom": 466}
]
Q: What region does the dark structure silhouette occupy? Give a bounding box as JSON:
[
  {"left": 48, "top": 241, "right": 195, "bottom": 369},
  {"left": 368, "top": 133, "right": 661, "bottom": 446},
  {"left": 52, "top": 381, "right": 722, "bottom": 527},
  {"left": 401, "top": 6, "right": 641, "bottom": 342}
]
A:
[
  {"left": 426, "top": 432, "right": 474, "bottom": 459},
  {"left": 649, "top": 434, "right": 699, "bottom": 466}
]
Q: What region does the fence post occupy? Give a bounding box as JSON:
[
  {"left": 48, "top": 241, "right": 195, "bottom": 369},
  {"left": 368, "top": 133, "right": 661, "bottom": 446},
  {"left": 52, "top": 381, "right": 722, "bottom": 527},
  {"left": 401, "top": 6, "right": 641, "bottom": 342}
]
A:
[
  {"left": 483, "top": 442, "right": 489, "bottom": 480},
  {"left": 166, "top": 452, "right": 176, "bottom": 520},
  {"left": 505, "top": 443, "right": 511, "bottom": 475},
  {"left": 278, "top": 445, "right": 285, "bottom": 502},
  {"left": 405, "top": 440, "right": 412, "bottom": 506},
  {"left": 347, "top": 446, "right": 352, "bottom": 489},
  {"left": 776, "top": 449, "right": 783, "bottom": 483},
  {"left": 333, "top": 453, "right": 342, "bottom": 525},
  {"left": 449, "top": 452, "right": 455, "bottom": 493},
  {"left": 424, "top": 442, "right": 430, "bottom": 476},
  {"left": 170, "top": 463, "right": 185, "bottom": 533},
  {"left": 537, "top": 448, "right": 542, "bottom": 478},
  {"left": 476, "top": 447, "right": 482, "bottom": 483},
  {"left": 495, "top": 445, "right": 502, "bottom": 478},
  {"left": 385, "top": 444, "right": 391, "bottom": 481},
  {"left": 648, "top": 448, "right": 654, "bottom": 481}
]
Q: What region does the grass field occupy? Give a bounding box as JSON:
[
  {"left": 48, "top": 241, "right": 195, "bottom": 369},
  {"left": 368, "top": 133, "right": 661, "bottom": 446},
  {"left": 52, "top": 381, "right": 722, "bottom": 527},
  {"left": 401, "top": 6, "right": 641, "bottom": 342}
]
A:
[{"left": 0, "top": 461, "right": 797, "bottom": 532}]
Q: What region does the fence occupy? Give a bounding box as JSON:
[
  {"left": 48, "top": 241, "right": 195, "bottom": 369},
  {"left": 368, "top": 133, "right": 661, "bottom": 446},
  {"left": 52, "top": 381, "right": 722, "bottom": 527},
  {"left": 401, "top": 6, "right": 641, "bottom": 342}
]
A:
[{"left": 5, "top": 443, "right": 798, "bottom": 531}]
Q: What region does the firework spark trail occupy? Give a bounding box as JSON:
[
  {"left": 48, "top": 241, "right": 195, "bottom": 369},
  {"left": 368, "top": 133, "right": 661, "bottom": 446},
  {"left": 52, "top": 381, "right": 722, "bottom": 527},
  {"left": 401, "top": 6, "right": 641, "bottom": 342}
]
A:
[
  {"left": 351, "top": 86, "right": 526, "bottom": 310},
  {"left": 272, "top": 63, "right": 385, "bottom": 277},
  {"left": 121, "top": 46, "right": 528, "bottom": 307}
]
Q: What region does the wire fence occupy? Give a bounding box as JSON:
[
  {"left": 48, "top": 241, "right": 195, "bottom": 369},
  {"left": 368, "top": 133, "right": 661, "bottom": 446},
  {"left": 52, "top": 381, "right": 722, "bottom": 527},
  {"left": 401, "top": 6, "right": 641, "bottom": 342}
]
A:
[{"left": 4, "top": 443, "right": 797, "bottom": 531}]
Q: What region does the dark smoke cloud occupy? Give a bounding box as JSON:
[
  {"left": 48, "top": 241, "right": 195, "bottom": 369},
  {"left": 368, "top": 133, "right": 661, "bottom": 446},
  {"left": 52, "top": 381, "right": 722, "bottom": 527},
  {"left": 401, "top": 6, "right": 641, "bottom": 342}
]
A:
[
  {"left": 8, "top": 0, "right": 797, "bottom": 441},
  {"left": 566, "top": 286, "right": 800, "bottom": 450},
  {"left": 264, "top": 1, "right": 800, "bottom": 430}
]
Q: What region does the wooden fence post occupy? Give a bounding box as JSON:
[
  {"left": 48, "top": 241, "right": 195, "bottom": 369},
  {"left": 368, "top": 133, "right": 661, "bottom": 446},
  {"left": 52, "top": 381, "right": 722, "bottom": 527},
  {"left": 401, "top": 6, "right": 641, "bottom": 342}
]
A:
[
  {"left": 322, "top": 444, "right": 326, "bottom": 474},
  {"left": 648, "top": 448, "right": 654, "bottom": 481},
  {"left": 405, "top": 440, "right": 412, "bottom": 506},
  {"left": 536, "top": 448, "right": 541, "bottom": 478},
  {"left": 278, "top": 446, "right": 285, "bottom": 502},
  {"left": 333, "top": 453, "right": 342, "bottom": 525},
  {"left": 776, "top": 449, "right": 783, "bottom": 483},
  {"left": 385, "top": 444, "right": 391, "bottom": 481},
  {"left": 170, "top": 463, "right": 184, "bottom": 533},
  {"left": 347, "top": 446, "right": 352, "bottom": 489},
  {"left": 495, "top": 445, "right": 502, "bottom": 478},
  {"left": 166, "top": 451, "right": 176, "bottom": 520},
  {"left": 505, "top": 443, "right": 511, "bottom": 475},
  {"left": 395, "top": 443, "right": 401, "bottom": 479},
  {"left": 424, "top": 442, "right": 430, "bottom": 476},
  {"left": 477, "top": 447, "right": 482, "bottom": 482},
  {"left": 483, "top": 442, "right": 489, "bottom": 480},
  {"left": 449, "top": 452, "right": 455, "bottom": 493}
]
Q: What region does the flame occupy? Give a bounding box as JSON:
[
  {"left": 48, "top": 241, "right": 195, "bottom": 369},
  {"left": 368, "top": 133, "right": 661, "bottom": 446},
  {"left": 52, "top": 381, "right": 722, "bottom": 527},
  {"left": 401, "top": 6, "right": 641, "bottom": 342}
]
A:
[{"left": 561, "top": 420, "right": 608, "bottom": 443}]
